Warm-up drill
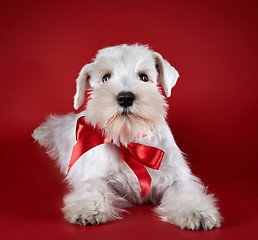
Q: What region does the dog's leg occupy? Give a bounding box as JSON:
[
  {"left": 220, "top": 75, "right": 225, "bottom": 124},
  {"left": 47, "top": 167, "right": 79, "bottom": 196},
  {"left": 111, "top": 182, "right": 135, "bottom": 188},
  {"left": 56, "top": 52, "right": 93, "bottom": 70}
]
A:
[
  {"left": 63, "top": 178, "right": 129, "bottom": 226},
  {"left": 155, "top": 179, "right": 222, "bottom": 230}
]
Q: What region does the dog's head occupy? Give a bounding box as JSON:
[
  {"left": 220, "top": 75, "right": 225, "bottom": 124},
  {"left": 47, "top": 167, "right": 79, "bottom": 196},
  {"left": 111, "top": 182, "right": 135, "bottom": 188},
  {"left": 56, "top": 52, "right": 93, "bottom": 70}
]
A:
[{"left": 73, "top": 44, "right": 179, "bottom": 145}]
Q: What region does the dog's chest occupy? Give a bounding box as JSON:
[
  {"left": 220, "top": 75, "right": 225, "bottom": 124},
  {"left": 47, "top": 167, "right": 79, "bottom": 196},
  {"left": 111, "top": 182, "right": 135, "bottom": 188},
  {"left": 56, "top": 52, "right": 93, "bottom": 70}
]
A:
[{"left": 67, "top": 124, "right": 175, "bottom": 202}]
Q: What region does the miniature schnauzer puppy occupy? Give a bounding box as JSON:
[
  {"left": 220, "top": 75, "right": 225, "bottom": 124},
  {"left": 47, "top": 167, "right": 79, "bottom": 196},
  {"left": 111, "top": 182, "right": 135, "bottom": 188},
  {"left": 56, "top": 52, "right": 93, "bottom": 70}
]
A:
[{"left": 32, "top": 44, "right": 222, "bottom": 230}]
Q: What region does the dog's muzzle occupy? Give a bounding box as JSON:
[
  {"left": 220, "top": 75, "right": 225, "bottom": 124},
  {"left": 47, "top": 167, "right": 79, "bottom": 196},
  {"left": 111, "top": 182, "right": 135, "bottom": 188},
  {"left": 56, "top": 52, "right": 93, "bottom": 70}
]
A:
[{"left": 116, "top": 91, "right": 135, "bottom": 108}]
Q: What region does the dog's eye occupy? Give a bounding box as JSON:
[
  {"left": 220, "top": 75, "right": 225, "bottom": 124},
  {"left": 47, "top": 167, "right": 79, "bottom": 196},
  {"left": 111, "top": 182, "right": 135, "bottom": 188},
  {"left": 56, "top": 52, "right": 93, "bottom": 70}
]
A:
[
  {"left": 102, "top": 74, "right": 111, "bottom": 82},
  {"left": 139, "top": 74, "right": 148, "bottom": 82}
]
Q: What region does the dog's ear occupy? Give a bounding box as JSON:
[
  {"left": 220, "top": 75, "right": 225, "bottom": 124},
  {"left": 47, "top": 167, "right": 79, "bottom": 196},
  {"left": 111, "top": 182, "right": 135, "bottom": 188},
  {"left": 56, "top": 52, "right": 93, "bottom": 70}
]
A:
[
  {"left": 153, "top": 52, "right": 179, "bottom": 98},
  {"left": 73, "top": 63, "right": 93, "bottom": 110}
]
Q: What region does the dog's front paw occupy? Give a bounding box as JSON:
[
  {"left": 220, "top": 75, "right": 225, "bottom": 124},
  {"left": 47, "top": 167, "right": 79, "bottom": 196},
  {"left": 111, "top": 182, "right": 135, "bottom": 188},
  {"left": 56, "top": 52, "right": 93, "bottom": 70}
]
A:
[
  {"left": 63, "top": 200, "right": 116, "bottom": 226},
  {"left": 174, "top": 210, "right": 221, "bottom": 230}
]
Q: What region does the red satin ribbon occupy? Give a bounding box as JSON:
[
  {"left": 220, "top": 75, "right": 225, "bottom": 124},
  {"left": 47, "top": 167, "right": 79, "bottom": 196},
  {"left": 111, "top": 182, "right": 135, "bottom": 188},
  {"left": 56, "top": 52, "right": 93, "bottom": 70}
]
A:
[{"left": 68, "top": 116, "right": 164, "bottom": 197}]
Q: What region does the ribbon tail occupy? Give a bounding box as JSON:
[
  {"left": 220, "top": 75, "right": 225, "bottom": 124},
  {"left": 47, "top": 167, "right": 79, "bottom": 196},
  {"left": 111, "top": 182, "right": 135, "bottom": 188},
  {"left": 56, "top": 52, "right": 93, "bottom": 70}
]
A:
[{"left": 120, "top": 149, "right": 152, "bottom": 198}]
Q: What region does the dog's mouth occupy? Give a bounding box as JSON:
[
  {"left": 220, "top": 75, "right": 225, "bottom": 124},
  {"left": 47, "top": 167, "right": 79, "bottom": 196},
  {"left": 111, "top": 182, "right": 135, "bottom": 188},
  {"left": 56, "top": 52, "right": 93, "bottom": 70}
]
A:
[
  {"left": 121, "top": 109, "right": 132, "bottom": 116},
  {"left": 105, "top": 109, "right": 153, "bottom": 145},
  {"left": 107, "top": 110, "right": 131, "bottom": 126},
  {"left": 107, "top": 109, "right": 149, "bottom": 127}
]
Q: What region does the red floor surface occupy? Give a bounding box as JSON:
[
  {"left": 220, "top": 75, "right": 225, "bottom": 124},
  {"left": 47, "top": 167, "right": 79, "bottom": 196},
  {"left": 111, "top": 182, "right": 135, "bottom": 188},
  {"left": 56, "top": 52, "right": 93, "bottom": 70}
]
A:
[{"left": 1, "top": 0, "right": 257, "bottom": 239}]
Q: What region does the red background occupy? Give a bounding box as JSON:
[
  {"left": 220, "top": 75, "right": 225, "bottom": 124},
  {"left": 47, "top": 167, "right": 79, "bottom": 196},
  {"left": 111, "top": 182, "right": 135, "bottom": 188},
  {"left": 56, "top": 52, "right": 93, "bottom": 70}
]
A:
[{"left": 0, "top": 0, "right": 257, "bottom": 239}]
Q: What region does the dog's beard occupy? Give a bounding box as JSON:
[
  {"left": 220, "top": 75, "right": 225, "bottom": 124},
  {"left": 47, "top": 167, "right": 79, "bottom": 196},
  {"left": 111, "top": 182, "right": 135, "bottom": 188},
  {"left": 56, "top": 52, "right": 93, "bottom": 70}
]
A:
[{"left": 85, "top": 83, "right": 168, "bottom": 146}]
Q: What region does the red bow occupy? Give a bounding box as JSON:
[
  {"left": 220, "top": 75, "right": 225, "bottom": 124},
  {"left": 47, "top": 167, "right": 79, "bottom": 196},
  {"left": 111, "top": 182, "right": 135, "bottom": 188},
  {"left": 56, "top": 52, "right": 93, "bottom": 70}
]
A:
[{"left": 68, "top": 116, "right": 164, "bottom": 197}]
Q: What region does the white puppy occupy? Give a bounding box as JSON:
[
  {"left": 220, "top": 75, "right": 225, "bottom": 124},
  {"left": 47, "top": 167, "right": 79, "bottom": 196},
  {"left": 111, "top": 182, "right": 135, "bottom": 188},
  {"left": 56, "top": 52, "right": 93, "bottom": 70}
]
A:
[{"left": 32, "top": 44, "right": 222, "bottom": 230}]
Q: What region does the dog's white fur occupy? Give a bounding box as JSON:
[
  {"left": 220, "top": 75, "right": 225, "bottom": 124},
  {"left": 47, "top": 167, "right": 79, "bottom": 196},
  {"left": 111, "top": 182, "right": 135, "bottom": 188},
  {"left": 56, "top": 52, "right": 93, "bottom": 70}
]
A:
[{"left": 32, "top": 44, "right": 222, "bottom": 230}]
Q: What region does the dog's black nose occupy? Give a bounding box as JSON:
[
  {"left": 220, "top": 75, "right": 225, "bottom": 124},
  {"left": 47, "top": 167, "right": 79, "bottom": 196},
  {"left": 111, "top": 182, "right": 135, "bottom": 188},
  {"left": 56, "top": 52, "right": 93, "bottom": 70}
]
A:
[{"left": 116, "top": 91, "right": 135, "bottom": 108}]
